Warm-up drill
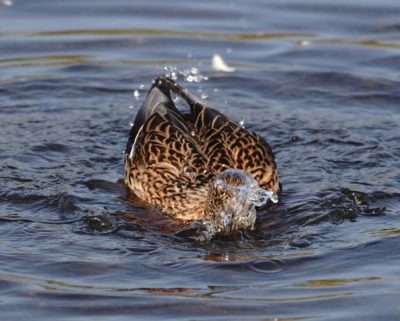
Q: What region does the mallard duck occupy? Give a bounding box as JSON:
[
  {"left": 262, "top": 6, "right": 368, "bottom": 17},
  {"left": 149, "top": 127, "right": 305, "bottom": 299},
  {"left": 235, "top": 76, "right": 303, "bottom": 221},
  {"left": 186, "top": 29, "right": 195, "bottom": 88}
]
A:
[{"left": 124, "top": 77, "right": 280, "bottom": 235}]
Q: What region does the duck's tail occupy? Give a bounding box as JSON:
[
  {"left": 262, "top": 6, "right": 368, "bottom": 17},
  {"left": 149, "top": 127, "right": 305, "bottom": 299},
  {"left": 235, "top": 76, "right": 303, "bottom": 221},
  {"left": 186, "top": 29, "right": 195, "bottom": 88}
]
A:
[{"left": 125, "top": 78, "right": 190, "bottom": 159}]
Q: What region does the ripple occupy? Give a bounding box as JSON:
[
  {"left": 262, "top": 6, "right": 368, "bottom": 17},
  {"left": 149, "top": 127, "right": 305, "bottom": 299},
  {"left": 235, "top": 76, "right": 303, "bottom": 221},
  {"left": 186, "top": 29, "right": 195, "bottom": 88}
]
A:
[
  {"left": 213, "top": 259, "right": 285, "bottom": 274},
  {"left": 30, "top": 143, "right": 71, "bottom": 153},
  {"left": 1, "top": 1, "right": 400, "bottom": 320},
  {"left": 0, "top": 191, "right": 82, "bottom": 213}
]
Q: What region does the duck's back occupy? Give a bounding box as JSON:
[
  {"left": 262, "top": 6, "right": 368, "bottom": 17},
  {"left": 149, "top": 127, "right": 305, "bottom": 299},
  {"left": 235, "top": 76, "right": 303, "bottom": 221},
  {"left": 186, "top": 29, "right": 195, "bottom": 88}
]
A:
[{"left": 155, "top": 77, "right": 280, "bottom": 192}]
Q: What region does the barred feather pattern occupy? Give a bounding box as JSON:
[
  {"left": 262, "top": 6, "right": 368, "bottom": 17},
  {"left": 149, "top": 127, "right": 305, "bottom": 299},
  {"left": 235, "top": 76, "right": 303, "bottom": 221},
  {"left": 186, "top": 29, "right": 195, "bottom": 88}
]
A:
[{"left": 124, "top": 78, "right": 280, "bottom": 221}]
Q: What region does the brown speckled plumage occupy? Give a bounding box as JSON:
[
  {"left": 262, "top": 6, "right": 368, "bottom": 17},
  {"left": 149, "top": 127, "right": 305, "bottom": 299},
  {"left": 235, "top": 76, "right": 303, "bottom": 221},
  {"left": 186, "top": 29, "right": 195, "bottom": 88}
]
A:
[{"left": 124, "top": 77, "right": 280, "bottom": 222}]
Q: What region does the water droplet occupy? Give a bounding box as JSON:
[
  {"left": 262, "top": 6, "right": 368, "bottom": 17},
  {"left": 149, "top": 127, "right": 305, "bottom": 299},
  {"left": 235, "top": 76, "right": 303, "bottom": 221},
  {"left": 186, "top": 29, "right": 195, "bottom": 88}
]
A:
[
  {"left": 139, "top": 84, "right": 144, "bottom": 89},
  {"left": 223, "top": 213, "right": 232, "bottom": 228},
  {"left": 133, "top": 90, "right": 140, "bottom": 99},
  {"left": 190, "top": 130, "right": 196, "bottom": 136},
  {"left": 297, "top": 40, "right": 313, "bottom": 47},
  {"left": 239, "top": 118, "right": 245, "bottom": 128},
  {"left": 128, "top": 105, "right": 134, "bottom": 109},
  {"left": 184, "top": 167, "right": 195, "bottom": 178},
  {"left": 1, "top": 0, "right": 13, "bottom": 6},
  {"left": 183, "top": 67, "right": 208, "bottom": 83},
  {"left": 201, "top": 93, "right": 208, "bottom": 99},
  {"left": 129, "top": 122, "right": 134, "bottom": 127},
  {"left": 211, "top": 54, "right": 236, "bottom": 72}
]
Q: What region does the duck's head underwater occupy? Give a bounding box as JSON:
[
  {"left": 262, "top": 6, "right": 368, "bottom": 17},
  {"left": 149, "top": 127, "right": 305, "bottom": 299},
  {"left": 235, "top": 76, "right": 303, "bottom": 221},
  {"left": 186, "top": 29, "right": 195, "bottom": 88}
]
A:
[
  {"left": 205, "top": 168, "right": 278, "bottom": 236},
  {"left": 124, "top": 77, "right": 280, "bottom": 238}
]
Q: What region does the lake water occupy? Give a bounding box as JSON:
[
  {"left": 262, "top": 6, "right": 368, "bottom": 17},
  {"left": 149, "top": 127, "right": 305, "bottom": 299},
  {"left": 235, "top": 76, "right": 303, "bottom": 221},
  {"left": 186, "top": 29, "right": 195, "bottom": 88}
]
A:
[{"left": 1, "top": 0, "right": 400, "bottom": 320}]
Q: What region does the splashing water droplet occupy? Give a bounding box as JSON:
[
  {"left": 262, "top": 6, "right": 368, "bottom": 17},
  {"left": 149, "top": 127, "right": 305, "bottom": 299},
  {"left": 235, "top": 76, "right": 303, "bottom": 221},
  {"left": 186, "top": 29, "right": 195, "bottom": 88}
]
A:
[
  {"left": 184, "top": 167, "right": 196, "bottom": 178},
  {"left": 239, "top": 118, "right": 245, "bottom": 128},
  {"left": 139, "top": 84, "right": 145, "bottom": 89},
  {"left": 211, "top": 54, "right": 236, "bottom": 72},
  {"left": 297, "top": 40, "right": 313, "bottom": 47},
  {"left": 201, "top": 93, "right": 208, "bottom": 99},
  {"left": 1, "top": 0, "right": 13, "bottom": 6},
  {"left": 133, "top": 90, "right": 140, "bottom": 99},
  {"left": 128, "top": 105, "right": 134, "bottom": 109},
  {"left": 129, "top": 122, "right": 134, "bottom": 127}
]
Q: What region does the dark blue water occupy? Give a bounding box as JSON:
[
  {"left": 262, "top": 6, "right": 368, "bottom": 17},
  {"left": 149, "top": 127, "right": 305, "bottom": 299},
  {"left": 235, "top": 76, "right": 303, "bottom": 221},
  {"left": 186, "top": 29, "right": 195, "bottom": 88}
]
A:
[{"left": 1, "top": 1, "right": 400, "bottom": 320}]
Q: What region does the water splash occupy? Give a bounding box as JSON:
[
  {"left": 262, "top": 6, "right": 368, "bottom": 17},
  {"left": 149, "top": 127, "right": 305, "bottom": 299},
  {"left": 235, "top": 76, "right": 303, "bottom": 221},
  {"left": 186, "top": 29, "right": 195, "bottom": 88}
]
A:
[
  {"left": 211, "top": 54, "right": 236, "bottom": 72},
  {"left": 192, "top": 169, "right": 279, "bottom": 241},
  {"left": 239, "top": 118, "right": 245, "bottom": 129},
  {"left": 163, "top": 65, "right": 208, "bottom": 83},
  {"left": 133, "top": 90, "right": 140, "bottom": 99},
  {"left": 296, "top": 40, "right": 313, "bottom": 48},
  {"left": 184, "top": 67, "right": 208, "bottom": 82}
]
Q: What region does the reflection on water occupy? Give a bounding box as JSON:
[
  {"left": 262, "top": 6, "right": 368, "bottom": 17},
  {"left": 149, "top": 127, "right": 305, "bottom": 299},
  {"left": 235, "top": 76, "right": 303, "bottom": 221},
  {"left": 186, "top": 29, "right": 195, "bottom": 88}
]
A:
[{"left": 1, "top": 0, "right": 400, "bottom": 320}]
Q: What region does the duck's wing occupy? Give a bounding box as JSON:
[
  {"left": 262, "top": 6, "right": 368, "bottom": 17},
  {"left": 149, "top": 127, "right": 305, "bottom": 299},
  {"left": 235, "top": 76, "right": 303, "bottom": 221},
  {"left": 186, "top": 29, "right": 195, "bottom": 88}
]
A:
[
  {"left": 127, "top": 111, "right": 211, "bottom": 215},
  {"left": 155, "top": 77, "right": 280, "bottom": 192},
  {"left": 195, "top": 106, "right": 280, "bottom": 192},
  {"left": 133, "top": 111, "right": 207, "bottom": 174},
  {"left": 125, "top": 82, "right": 188, "bottom": 159},
  {"left": 126, "top": 82, "right": 210, "bottom": 193}
]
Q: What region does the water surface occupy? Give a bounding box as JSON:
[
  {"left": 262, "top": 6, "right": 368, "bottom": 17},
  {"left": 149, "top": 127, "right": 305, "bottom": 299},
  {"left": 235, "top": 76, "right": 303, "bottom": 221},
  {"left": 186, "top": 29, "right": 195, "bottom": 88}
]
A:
[{"left": 1, "top": 0, "right": 400, "bottom": 320}]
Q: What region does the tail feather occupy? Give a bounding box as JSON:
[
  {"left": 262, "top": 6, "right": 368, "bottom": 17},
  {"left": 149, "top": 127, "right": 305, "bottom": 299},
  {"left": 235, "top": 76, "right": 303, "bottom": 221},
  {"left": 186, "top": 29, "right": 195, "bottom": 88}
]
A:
[{"left": 126, "top": 79, "right": 188, "bottom": 157}]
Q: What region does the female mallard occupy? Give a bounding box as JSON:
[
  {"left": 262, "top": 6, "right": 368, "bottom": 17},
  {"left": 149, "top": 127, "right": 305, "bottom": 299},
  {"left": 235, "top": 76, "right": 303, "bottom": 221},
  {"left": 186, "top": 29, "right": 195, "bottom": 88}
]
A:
[{"left": 124, "top": 77, "right": 280, "bottom": 235}]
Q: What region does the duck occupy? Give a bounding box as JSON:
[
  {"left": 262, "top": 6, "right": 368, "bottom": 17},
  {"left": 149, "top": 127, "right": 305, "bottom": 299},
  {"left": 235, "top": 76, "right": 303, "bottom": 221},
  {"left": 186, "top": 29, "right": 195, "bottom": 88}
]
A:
[{"left": 124, "top": 77, "right": 280, "bottom": 235}]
